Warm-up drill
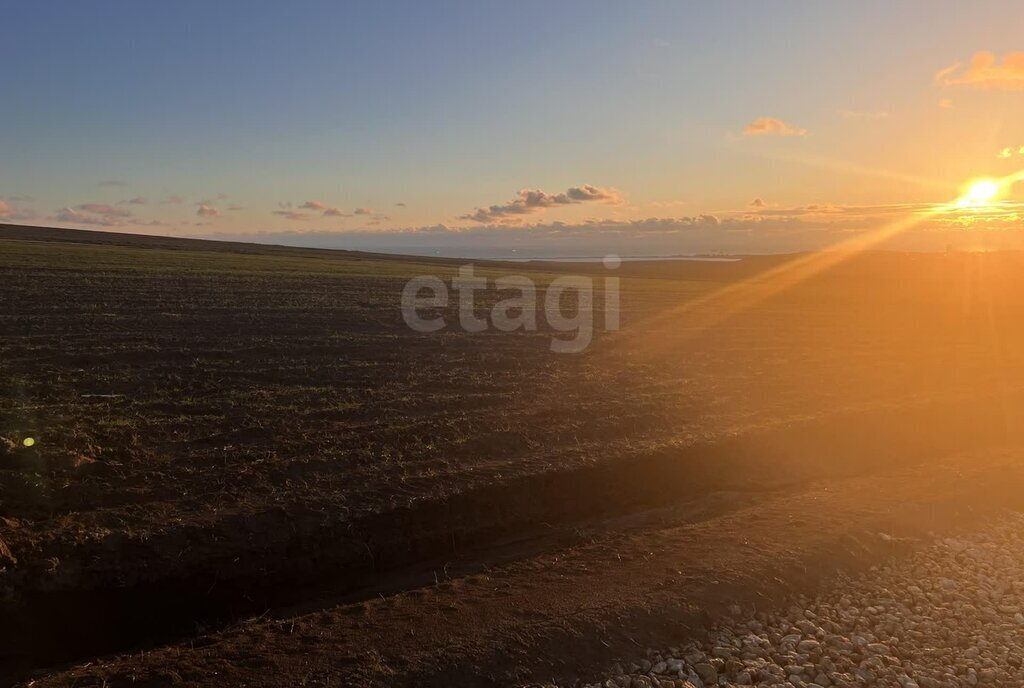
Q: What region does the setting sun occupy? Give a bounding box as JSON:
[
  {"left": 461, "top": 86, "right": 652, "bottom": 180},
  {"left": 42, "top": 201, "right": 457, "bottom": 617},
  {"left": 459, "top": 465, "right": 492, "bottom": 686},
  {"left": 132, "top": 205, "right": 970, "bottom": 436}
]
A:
[{"left": 956, "top": 179, "right": 1002, "bottom": 208}]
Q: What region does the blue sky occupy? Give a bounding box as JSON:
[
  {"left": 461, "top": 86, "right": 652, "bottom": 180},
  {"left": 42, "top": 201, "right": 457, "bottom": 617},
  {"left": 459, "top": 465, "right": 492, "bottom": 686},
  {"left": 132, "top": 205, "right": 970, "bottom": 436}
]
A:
[{"left": 3, "top": 1, "right": 1024, "bottom": 256}]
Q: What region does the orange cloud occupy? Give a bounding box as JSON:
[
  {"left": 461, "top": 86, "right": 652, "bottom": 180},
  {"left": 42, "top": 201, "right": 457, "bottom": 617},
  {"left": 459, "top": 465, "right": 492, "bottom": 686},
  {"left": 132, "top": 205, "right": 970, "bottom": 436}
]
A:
[
  {"left": 743, "top": 117, "right": 807, "bottom": 137},
  {"left": 300, "top": 200, "right": 326, "bottom": 210},
  {"left": 935, "top": 52, "right": 1024, "bottom": 91},
  {"left": 0, "top": 200, "right": 37, "bottom": 221}
]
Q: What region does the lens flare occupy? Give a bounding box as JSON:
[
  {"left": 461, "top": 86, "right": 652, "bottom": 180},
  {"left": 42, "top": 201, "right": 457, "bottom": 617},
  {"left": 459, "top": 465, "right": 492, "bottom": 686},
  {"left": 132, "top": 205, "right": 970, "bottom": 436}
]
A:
[{"left": 22, "top": 437, "right": 36, "bottom": 447}]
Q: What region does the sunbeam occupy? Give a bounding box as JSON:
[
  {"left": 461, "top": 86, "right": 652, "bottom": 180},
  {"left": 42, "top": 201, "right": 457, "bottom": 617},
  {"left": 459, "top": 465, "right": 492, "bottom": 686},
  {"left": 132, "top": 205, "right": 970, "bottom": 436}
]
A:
[{"left": 608, "top": 167, "right": 1024, "bottom": 359}]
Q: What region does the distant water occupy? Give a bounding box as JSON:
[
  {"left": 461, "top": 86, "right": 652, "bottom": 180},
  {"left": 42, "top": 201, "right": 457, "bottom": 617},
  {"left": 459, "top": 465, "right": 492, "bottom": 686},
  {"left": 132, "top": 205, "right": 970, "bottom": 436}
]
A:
[
  {"left": 358, "top": 247, "right": 744, "bottom": 262},
  {"left": 500, "top": 255, "right": 742, "bottom": 263}
]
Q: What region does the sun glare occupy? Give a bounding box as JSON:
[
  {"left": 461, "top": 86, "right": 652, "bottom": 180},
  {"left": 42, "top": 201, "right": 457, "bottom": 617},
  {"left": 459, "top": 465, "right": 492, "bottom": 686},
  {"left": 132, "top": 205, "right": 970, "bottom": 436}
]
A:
[{"left": 956, "top": 179, "right": 1002, "bottom": 208}]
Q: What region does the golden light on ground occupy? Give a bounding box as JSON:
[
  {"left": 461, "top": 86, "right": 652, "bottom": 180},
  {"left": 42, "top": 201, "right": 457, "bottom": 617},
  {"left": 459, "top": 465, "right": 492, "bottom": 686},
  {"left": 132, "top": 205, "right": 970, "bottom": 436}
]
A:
[
  {"left": 612, "top": 167, "right": 1024, "bottom": 358},
  {"left": 22, "top": 437, "right": 36, "bottom": 447},
  {"left": 956, "top": 179, "right": 1002, "bottom": 208},
  {"left": 604, "top": 204, "right": 945, "bottom": 362}
]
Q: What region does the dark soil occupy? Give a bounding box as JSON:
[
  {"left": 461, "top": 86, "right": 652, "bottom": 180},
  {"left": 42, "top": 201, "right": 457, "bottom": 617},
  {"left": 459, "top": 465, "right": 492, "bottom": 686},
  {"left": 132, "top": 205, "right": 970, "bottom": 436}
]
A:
[{"left": 5, "top": 225, "right": 1024, "bottom": 685}]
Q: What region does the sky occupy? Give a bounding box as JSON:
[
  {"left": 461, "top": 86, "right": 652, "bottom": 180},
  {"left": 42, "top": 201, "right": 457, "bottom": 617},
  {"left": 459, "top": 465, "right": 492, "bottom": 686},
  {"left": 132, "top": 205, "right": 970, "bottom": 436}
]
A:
[{"left": 3, "top": 1, "right": 1024, "bottom": 257}]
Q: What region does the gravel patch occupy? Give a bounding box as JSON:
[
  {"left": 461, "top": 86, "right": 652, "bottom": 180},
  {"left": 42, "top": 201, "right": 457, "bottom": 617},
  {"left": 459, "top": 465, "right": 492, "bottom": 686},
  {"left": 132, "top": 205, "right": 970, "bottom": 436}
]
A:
[{"left": 554, "top": 511, "right": 1024, "bottom": 688}]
